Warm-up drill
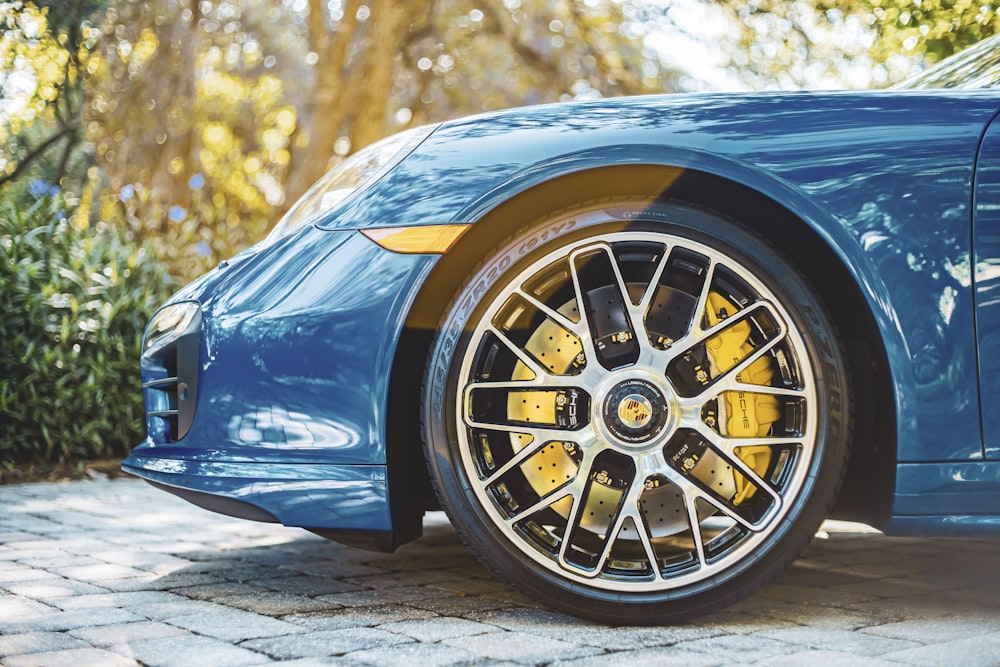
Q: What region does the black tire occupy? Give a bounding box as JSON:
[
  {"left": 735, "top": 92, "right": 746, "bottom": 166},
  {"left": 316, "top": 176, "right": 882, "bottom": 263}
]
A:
[{"left": 422, "top": 200, "right": 851, "bottom": 624}]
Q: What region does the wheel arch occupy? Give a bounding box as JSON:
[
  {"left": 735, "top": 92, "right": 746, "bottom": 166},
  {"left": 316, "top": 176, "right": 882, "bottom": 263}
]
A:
[{"left": 385, "top": 162, "right": 897, "bottom": 537}]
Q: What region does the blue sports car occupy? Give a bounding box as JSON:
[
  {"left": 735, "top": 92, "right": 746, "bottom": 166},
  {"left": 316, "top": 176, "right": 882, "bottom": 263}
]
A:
[{"left": 125, "top": 37, "right": 1000, "bottom": 623}]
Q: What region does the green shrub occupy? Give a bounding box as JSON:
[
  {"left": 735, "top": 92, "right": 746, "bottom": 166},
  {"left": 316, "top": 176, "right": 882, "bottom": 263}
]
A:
[{"left": 0, "top": 185, "right": 174, "bottom": 467}]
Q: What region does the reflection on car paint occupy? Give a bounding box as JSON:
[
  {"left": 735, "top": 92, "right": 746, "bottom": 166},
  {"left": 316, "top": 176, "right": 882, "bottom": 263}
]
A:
[{"left": 126, "top": 91, "right": 1000, "bottom": 535}]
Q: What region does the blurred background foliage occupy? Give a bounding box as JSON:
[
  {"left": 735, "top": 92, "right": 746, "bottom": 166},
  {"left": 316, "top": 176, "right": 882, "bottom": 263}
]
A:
[
  {"left": 0, "top": 0, "right": 995, "bottom": 470},
  {"left": 6, "top": 0, "right": 996, "bottom": 282},
  {"left": 0, "top": 181, "right": 171, "bottom": 469}
]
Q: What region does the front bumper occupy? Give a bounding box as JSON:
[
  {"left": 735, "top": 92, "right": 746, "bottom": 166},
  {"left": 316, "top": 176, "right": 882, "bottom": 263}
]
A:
[
  {"left": 121, "top": 455, "right": 393, "bottom": 530},
  {"left": 124, "top": 227, "right": 437, "bottom": 533}
]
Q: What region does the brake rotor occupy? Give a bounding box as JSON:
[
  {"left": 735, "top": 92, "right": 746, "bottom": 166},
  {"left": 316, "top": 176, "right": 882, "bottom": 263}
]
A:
[{"left": 503, "top": 287, "right": 780, "bottom": 540}]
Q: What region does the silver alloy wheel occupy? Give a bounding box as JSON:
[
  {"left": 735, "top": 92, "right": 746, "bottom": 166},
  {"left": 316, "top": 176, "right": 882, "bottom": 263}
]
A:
[{"left": 453, "top": 221, "right": 818, "bottom": 592}]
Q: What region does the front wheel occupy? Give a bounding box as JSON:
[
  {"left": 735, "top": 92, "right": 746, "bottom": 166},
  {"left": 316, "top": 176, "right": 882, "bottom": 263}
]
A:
[{"left": 423, "top": 201, "right": 851, "bottom": 624}]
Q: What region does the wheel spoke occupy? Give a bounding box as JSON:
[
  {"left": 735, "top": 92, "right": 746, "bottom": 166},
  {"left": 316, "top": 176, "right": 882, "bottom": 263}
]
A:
[
  {"left": 567, "top": 245, "right": 600, "bottom": 362},
  {"left": 549, "top": 448, "right": 651, "bottom": 578},
  {"left": 632, "top": 509, "right": 665, "bottom": 583},
  {"left": 715, "top": 445, "right": 782, "bottom": 510},
  {"left": 464, "top": 419, "right": 574, "bottom": 445},
  {"left": 727, "top": 382, "right": 805, "bottom": 398},
  {"left": 669, "top": 301, "right": 788, "bottom": 402},
  {"left": 556, "top": 491, "right": 588, "bottom": 567},
  {"left": 506, "top": 446, "right": 598, "bottom": 525},
  {"left": 686, "top": 482, "right": 761, "bottom": 532},
  {"left": 713, "top": 435, "right": 803, "bottom": 449},
  {"left": 569, "top": 244, "right": 640, "bottom": 370},
  {"left": 598, "top": 252, "right": 676, "bottom": 366},
  {"left": 487, "top": 325, "right": 551, "bottom": 380},
  {"left": 506, "top": 488, "right": 573, "bottom": 526},
  {"left": 588, "top": 468, "right": 643, "bottom": 577},
  {"left": 637, "top": 246, "right": 672, "bottom": 312},
  {"left": 685, "top": 420, "right": 785, "bottom": 509},
  {"left": 465, "top": 380, "right": 545, "bottom": 392},
  {"left": 658, "top": 448, "right": 763, "bottom": 533},
  {"left": 678, "top": 300, "right": 780, "bottom": 361},
  {"left": 555, "top": 450, "right": 597, "bottom": 564},
  {"left": 684, "top": 411, "right": 800, "bottom": 451},
  {"left": 682, "top": 484, "right": 708, "bottom": 569},
  {"left": 600, "top": 243, "right": 644, "bottom": 334},
  {"left": 516, "top": 289, "right": 587, "bottom": 338},
  {"left": 709, "top": 333, "right": 787, "bottom": 394},
  {"left": 481, "top": 437, "right": 552, "bottom": 487},
  {"left": 632, "top": 248, "right": 677, "bottom": 364},
  {"left": 688, "top": 259, "right": 719, "bottom": 338}
]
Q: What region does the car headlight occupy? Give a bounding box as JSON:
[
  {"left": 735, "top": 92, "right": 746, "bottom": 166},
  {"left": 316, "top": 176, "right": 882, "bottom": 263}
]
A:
[
  {"left": 263, "top": 124, "right": 438, "bottom": 246},
  {"left": 144, "top": 301, "right": 201, "bottom": 356}
]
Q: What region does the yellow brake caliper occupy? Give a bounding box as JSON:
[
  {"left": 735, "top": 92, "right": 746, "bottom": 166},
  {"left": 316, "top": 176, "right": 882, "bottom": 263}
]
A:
[{"left": 704, "top": 293, "right": 780, "bottom": 505}]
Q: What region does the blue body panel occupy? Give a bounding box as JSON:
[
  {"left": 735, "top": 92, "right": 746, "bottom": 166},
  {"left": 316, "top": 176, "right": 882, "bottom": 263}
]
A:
[
  {"left": 888, "top": 461, "right": 1000, "bottom": 535},
  {"left": 893, "top": 462, "right": 1000, "bottom": 515},
  {"left": 124, "top": 456, "right": 392, "bottom": 530},
  {"left": 125, "top": 227, "right": 435, "bottom": 529},
  {"left": 330, "top": 91, "right": 994, "bottom": 464},
  {"left": 974, "top": 117, "right": 1000, "bottom": 459},
  {"left": 125, "top": 91, "right": 1000, "bottom": 535}
]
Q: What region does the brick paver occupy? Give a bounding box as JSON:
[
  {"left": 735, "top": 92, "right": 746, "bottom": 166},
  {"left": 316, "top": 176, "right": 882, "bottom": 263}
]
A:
[{"left": 0, "top": 477, "right": 998, "bottom": 665}]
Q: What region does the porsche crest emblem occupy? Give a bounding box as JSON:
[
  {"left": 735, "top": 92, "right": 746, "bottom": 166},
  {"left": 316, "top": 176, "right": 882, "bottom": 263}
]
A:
[{"left": 618, "top": 394, "right": 653, "bottom": 428}]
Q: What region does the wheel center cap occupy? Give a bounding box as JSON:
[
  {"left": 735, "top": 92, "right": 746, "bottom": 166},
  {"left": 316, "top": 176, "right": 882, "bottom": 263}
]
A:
[
  {"left": 618, "top": 394, "right": 653, "bottom": 428},
  {"left": 602, "top": 378, "right": 668, "bottom": 445}
]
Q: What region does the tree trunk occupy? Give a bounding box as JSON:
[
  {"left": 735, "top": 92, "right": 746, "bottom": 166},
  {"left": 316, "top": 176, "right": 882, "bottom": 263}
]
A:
[
  {"left": 285, "top": 0, "right": 432, "bottom": 206},
  {"left": 350, "top": 3, "right": 409, "bottom": 150},
  {"left": 283, "top": 0, "right": 360, "bottom": 205}
]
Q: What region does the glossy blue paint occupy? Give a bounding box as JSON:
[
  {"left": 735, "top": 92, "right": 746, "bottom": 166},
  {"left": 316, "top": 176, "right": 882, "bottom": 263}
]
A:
[
  {"left": 122, "top": 455, "right": 392, "bottom": 530},
  {"left": 125, "top": 89, "right": 1000, "bottom": 537},
  {"left": 885, "top": 515, "right": 1000, "bottom": 536},
  {"left": 974, "top": 114, "right": 1000, "bottom": 459},
  {"left": 325, "top": 91, "right": 998, "bottom": 463},
  {"left": 135, "top": 227, "right": 434, "bottom": 466},
  {"left": 892, "top": 461, "right": 1000, "bottom": 517},
  {"left": 125, "top": 226, "right": 436, "bottom": 529}
]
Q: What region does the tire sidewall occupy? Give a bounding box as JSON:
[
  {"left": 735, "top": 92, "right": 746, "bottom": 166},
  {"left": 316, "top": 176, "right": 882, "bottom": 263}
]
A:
[{"left": 423, "top": 200, "right": 850, "bottom": 623}]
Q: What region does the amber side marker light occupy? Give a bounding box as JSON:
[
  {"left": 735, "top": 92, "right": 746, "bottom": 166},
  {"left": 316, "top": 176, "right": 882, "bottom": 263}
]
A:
[{"left": 361, "top": 224, "right": 471, "bottom": 254}]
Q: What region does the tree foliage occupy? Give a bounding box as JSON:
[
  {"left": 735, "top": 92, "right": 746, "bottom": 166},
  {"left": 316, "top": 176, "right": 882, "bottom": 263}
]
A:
[
  {"left": 85, "top": 0, "right": 306, "bottom": 279},
  {"left": 81, "top": 0, "right": 677, "bottom": 280},
  {"left": 8, "top": 1, "right": 994, "bottom": 283},
  {"left": 830, "top": 0, "right": 998, "bottom": 63},
  {"left": 0, "top": 0, "right": 101, "bottom": 196},
  {"left": 0, "top": 183, "right": 173, "bottom": 468},
  {"left": 703, "top": 0, "right": 999, "bottom": 89}
]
